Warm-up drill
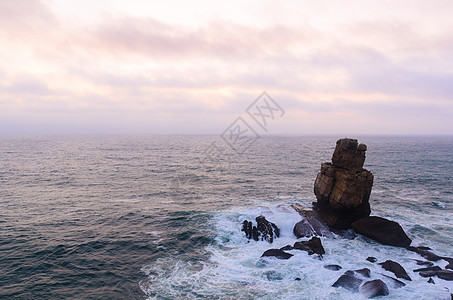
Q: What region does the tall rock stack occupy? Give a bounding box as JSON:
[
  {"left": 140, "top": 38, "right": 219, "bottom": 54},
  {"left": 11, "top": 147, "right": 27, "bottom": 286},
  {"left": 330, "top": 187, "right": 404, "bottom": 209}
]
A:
[{"left": 314, "top": 138, "right": 374, "bottom": 229}]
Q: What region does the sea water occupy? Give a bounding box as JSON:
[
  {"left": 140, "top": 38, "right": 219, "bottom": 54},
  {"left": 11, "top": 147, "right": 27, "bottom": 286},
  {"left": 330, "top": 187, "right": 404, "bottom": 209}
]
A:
[{"left": 0, "top": 135, "right": 452, "bottom": 299}]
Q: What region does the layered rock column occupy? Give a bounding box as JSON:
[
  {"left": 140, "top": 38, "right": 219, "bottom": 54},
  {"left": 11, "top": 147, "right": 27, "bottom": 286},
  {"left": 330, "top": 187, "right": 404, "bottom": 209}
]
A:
[{"left": 314, "top": 138, "right": 374, "bottom": 229}]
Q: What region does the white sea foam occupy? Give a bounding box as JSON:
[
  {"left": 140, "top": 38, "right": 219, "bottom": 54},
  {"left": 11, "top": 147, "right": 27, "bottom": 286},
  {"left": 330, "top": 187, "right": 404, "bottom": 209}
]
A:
[{"left": 141, "top": 201, "right": 452, "bottom": 299}]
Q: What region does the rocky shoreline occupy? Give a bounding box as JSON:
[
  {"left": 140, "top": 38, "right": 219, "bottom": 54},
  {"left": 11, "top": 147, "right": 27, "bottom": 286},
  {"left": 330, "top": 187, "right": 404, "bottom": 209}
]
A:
[{"left": 241, "top": 138, "right": 453, "bottom": 298}]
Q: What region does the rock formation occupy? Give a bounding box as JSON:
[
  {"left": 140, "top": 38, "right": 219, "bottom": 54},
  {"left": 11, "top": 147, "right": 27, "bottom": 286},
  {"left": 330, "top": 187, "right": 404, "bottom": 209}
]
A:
[
  {"left": 379, "top": 260, "right": 411, "bottom": 281},
  {"left": 241, "top": 216, "right": 280, "bottom": 243},
  {"left": 332, "top": 270, "right": 364, "bottom": 292},
  {"left": 351, "top": 216, "right": 412, "bottom": 247},
  {"left": 313, "top": 138, "right": 374, "bottom": 229},
  {"left": 261, "top": 249, "right": 293, "bottom": 259},
  {"left": 360, "top": 279, "right": 389, "bottom": 298},
  {"left": 293, "top": 236, "right": 325, "bottom": 255}
]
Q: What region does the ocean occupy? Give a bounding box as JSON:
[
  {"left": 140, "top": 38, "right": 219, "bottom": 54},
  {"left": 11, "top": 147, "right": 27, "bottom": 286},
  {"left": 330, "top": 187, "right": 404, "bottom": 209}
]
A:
[{"left": 0, "top": 135, "right": 452, "bottom": 299}]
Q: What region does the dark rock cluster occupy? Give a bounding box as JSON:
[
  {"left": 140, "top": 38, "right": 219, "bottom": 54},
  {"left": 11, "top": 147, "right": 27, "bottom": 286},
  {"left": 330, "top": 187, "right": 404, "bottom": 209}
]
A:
[
  {"left": 241, "top": 216, "right": 280, "bottom": 243},
  {"left": 262, "top": 237, "right": 326, "bottom": 259},
  {"left": 238, "top": 138, "right": 452, "bottom": 298}
]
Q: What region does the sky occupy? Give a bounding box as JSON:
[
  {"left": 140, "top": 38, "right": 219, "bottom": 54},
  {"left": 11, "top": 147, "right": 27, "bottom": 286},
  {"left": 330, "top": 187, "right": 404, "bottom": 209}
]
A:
[{"left": 1, "top": 0, "right": 452, "bottom": 135}]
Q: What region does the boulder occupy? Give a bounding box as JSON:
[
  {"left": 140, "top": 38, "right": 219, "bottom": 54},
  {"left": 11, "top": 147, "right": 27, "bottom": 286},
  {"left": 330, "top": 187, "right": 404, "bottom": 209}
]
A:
[
  {"left": 293, "top": 219, "right": 315, "bottom": 238},
  {"left": 332, "top": 270, "right": 363, "bottom": 292},
  {"left": 413, "top": 259, "right": 434, "bottom": 266},
  {"left": 354, "top": 268, "right": 371, "bottom": 278},
  {"left": 324, "top": 264, "right": 342, "bottom": 271},
  {"left": 351, "top": 216, "right": 412, "bottom": 247},
  {"left": 313, "top": 138, "right": 374, "bottom": 229},
  {"left": 261, "top": 249, "right": 293, "bottom": 260},
  {"left": 406, "top": 246, "right": 442, "bottom": 261},
  {"left": 360, "top": 279, "right": 389, "bottom": 298},
  {"left": 293, "top": 237, "right": 325, "bottom": 255},
  {"left": 413, "top": 266, "right": 441, "bottom": 273},
  {"left": 437, "top": 270, "right": 453, "bottom": 281},
  {"left": 379, "top": 260, "right": 411, "bottom": 281},
  {"left": 419, "top": 270, "right": 440, "bottom": 277},
  {"left": 366, "top": 257, "right": 377, "bottom": 263},
  {"left": 280, "top": 245, "right": 293, "bottom": 251},
  {"left": 291, "top": 204, "right": 335, "bottom": 238},
  {"left": 241, "top": 216, "right": 280, "bottom": 243},
  {"left": 381, "top": 274, "right": 406, "bottom": 288}
]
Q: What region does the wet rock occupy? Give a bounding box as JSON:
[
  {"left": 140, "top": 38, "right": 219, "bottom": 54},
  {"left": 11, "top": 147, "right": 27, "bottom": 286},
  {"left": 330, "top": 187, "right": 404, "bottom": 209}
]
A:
[
  {"left": 360, "top": 279, "right": 389, "bottom": 298},
  {"left": 313, "top": 200, "right": 371, "bottom": 230},
  {"left": 351, "top": 216, "right": 412, "bottom": 247},
  {"left": 293, "top": 237, "right": 325, "bottom": 255},
  {"left": 419, "top": 270, "right": 440, "bottom": 277},
  {"left": 241, "top": 220, "right": 253, "bottom": 239},
  {"left": 295, "top": 277, "right": 301, "bottom": 281},
  {"left": 261, "top": 249, "right": 293, "bottom": 260},
  {"left": 330, "top": 228, "right": 357, "bottom": 239},
  {"left": 313, "top": 138, "right": 374, "bottom": 229},
  {"left": 379, "top": 260, "right": 411, "bottom": 281},
  {"left": 324, "top": 264, "right": 342, "bottom": 271},
  {"left": 428, "top": 277, "right": 435, "bottom": 284},
  {"left": 280, "top": 245, "right": 293, "bottom": 251},
  {"left": 293, "top": 219, "right": 315, "bottom": 238},
  {"left": 252, "top": 226, "right": 259, "bottom": 241},
  {"left": 242, "top": 216, "right": 280, "bottom": 243},
  {"left": 291, "top": 204, "right": 335, "bottom": 238},
  {"left": 332, "top": 270, "right": 363, "bottom": 292},
  {"left": 416, "top": 246, "right": 431, "bottom": 250},
  {"left": 367, "top": 257, "right": 377, "bottom": 263},
  {"left": 437, "top": 270, "right": 453, "bottom": 281},
  {"left": 355, "top": 268, "right": 371, "bottom": 278},
  {"left": 381, "top": 274, "right": 406, "bottom": 288},
  {"left": 413, "top": 259, "right": 434, "bottom": 267},
  {"left": 413, "top": 266, "right": 441, "bottom": 273},
  {"left": 406, "top": 246, "right": 442, "bottom": 261}
]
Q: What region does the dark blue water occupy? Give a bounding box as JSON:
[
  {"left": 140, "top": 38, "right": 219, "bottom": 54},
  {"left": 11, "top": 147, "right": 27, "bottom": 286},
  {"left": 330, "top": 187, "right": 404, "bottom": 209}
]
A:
[{"left": 0, "top": 135, "right": 452, "bottom": 299}]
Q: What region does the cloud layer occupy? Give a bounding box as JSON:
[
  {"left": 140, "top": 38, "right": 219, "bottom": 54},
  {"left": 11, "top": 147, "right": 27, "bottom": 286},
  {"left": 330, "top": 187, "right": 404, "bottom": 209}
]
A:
[{"left": 1, "top": 0, "right": 452, "bottom": 134}]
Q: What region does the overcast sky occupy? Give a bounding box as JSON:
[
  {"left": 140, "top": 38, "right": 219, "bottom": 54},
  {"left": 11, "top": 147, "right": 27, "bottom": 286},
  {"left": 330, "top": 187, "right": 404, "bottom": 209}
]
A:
[{"left": 1, "top": 0, "right": 452, "bottom": 135}]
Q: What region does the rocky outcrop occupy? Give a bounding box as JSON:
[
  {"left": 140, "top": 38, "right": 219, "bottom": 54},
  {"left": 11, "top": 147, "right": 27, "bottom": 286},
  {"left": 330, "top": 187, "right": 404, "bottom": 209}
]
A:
[
  {"left": 379, "top": 260, "right": 411, "bottom": 281},
  {"left": 332, "top": 270, "right": 363, "bottom": 292},
  {"left": 437, "top": 270, "right": 453, "bottom": 281},
  {"left": 261, "top": 249, "right": 293, "bottom": 259},
  {"left": 351, "top": 216, "right": 412, "bottom": 247},
  {"left": 407, "top": 246, "right": 442, "bottom": 261},
  {"left": 355, "top": 268, "right": 371, "bottom": 278},
  {"left": 241, "top": 216, "right": 280, "bottom": 243},
  {"left": 367, "top": 257, "right": 377, "bottom": 263},
  {"left": 381, "top": 275, "right": 406, "bottom": 289},
  {"left": 324, "top": 264, "right": 342, "bottom": 271},
  {"left": 360, "top": 279, "right": 389, "bottom": 298},
  {"left": 293, "top": 237, "right": 325, "bottom": 255},
  {"left": 313, "top": 138, "right": 374, "bottom": 229},
  {"left": 291, "top": 204, "right": 354, "bottom": 239},
  {"left": 293, "top": 219, "right": 315, "bottom": 238}
]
